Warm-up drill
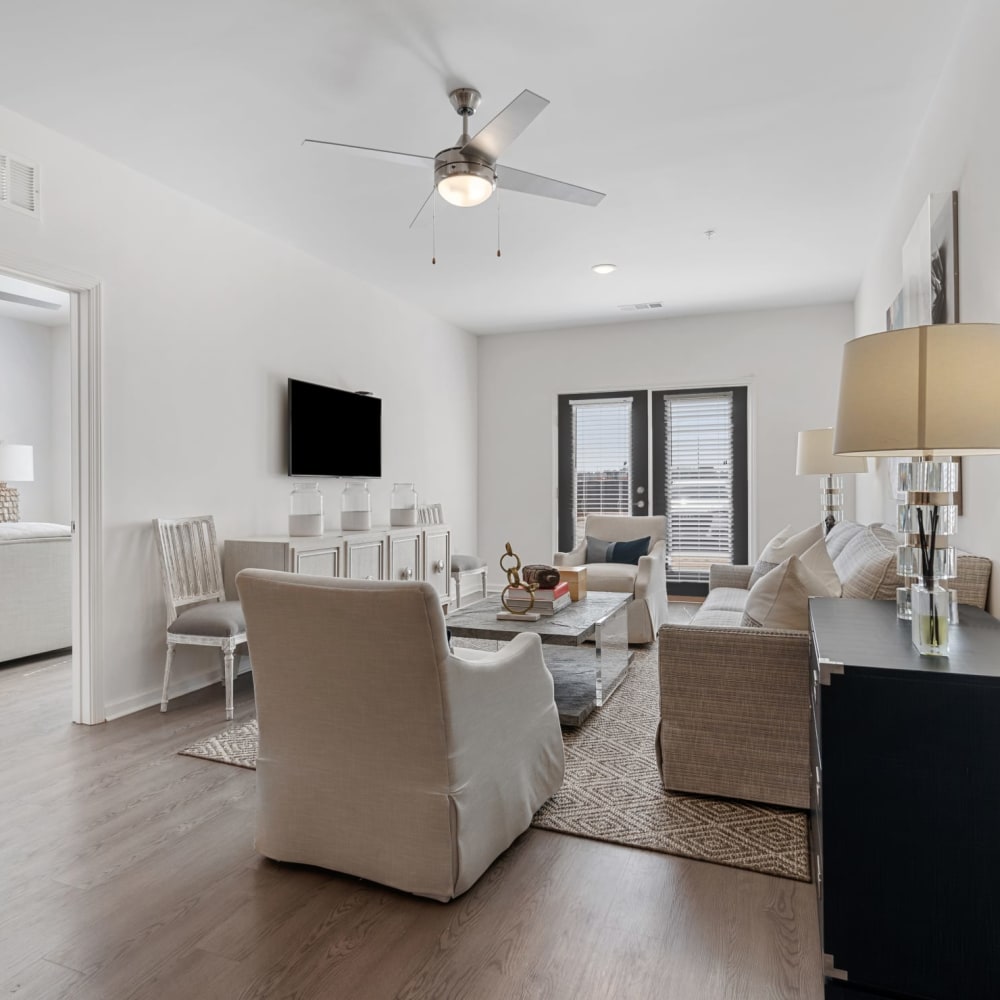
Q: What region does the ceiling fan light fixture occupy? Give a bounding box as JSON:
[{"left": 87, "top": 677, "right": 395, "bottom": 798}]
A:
[
  {"left": 591, "top": 263, "right": 617, "bottom": 274},
  {"left": 434, "top": 158, "right": 496, "bottom": 207}
]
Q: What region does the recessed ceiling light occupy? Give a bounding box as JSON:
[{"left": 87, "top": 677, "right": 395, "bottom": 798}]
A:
[{"left": 591, "top": 263, "right": 617, "bottom": 274}]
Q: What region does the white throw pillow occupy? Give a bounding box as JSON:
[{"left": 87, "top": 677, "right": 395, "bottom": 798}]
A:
[
  {"left": 748, "top": 522, "right": 824, "bottom": 587},
  {"left": 743, "top": 554, "right": 841, "bottom": 630},
  {"left": 799, "top": 536, "right": 843, "bottom": 597}
]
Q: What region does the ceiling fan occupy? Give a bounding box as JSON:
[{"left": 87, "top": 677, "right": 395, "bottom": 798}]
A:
[{"left": 303, "top": 87, "right": 605, "bottom": 226}]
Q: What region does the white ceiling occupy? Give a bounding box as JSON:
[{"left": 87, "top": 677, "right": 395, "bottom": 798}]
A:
[
  {"left": 0, "top": 274, "right": 70, "bottom": 326},
  {"left": 0, "top": 0, "right": 971, "bottom": 334}
]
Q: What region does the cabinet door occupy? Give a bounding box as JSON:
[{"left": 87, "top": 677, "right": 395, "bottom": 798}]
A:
[
  {"left": 294, "top": 547, "right": 340, "bottom": 578},
  {"left": 389, "top": 532, "right": 420, "bottom": 583},
  {"left": 345, "top": 538, "right": 385, "bottom": 581},
  {"left": 423, "top": 528, "right": 451, "bottom": 600}
]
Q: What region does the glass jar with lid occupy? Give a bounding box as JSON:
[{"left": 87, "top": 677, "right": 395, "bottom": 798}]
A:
[
  {"left": 341, "top": 480, "right": 372, "bottom": 531},
  {"left": 390, "top": 483, "right": 418, "bottom": 526},
  {"left": 289, "top": 482, "right": 324, "bottom": 537}
]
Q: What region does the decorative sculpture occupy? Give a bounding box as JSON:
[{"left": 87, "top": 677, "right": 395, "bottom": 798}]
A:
[{"left": 499, "top": 542, "right": 538, "bottom": 614}]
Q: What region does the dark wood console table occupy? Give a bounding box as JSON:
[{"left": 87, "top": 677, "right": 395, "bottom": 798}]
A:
[{"left": 809, "top": 597, "right": 1000, "bottom": 1000}]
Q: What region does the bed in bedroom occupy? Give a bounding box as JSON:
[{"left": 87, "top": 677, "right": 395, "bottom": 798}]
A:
[{"left": 0, "top": 521, "right": 72, "bottom": 662}]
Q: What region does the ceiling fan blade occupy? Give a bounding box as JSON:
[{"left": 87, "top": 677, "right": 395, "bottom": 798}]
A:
[
  {"left": 461, "top": 90, "right": 549, "bottom": 162},
  {"left": 408, "top": 188, "right": 435, "bottom": 229},
  {"left": 302, "top": 139, "right": 432, "bottom": 169},
  {"left": 496, "top": 165, "right": 605, "bottom": 207}
]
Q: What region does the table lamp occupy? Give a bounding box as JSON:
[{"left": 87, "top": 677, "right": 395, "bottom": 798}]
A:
[
  {"left": 833, "top": 323, "right": 1000, "bottom": 654},
  {"left": 796, "top": 427, "right": 869, "bottom": 533},
  {"left": 0, "top": 442, "right": 34, "bottom": 523}
]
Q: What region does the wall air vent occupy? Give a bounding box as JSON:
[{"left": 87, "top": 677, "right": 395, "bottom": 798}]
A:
[
  {"left": 618, "top": 302, "right": 663, "bottom": 312},
  {"left": 0, "top": 151, "right": 40, "bottom": 218}
]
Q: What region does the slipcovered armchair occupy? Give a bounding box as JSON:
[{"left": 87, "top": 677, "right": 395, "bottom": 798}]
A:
[
  {"left": 554, "top": 514, "right": 669, "bottom": 644},
  {"left": 236, "top": 568, "right": 565, "bottom": 902}
]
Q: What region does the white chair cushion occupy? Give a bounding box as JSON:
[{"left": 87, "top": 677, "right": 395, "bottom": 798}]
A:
[
  {"left": 451, "top": 554, "right": 486, "bottom": 573},
  {"left": 582, "top": 562, "right": 639, "bottom": 593}
]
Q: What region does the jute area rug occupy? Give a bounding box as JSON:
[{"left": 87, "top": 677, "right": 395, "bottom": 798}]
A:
[{"left": 179, "top": 642, "right": 810, "bottom": 882}]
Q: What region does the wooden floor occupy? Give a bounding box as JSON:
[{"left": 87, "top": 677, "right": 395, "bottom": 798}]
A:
[{"left": 0, "top": 647, "right": 823, "bottom": 1000}]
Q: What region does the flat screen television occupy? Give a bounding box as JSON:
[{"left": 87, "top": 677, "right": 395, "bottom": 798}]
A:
[{"left": 287, "top": 377, "right": 382, "bottom": 478}]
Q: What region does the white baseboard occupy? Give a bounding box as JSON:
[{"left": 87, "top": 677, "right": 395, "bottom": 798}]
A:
[{"left": 104, "top": 655, "right": 252, "bottom": 721}]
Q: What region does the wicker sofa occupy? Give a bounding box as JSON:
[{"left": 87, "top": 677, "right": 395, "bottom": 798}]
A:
[{"left": 657, "top": 520, "right": 992, "bottom": 809}]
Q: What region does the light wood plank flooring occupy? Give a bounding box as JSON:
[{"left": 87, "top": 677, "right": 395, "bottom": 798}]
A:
[{"left": 0, "top": 635, "right": 823, "bottom": 1000}]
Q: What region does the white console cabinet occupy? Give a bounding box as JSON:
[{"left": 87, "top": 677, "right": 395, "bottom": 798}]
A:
[{"left": 223, "top": 525, "right": 451, "bottom": 606}]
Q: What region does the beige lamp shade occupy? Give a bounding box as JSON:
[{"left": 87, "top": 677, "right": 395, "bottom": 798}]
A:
[
  {"left": 0, "top": 443, "right": 34, "bottom": 481},
  {"left": 796, "top": 428, "right": 869, "bottom": 475},
  {"left": 834, "top": 324, "right": 1000, "bottom": 456}
]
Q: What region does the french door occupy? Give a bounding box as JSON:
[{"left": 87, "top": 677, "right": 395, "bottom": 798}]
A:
[
  {"left": 558, "top": 385, "right": 747, "bottom": 596},
  {"left": 556, "top": 391, "right": 648, "bottom": 553}
]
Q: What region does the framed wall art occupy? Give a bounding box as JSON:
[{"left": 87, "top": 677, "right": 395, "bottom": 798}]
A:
[
  {"left": 884, "top": 191, "right": 963, "bottom": 513},
  {"left": 885, "top": 191, "right": 959, "bottom": 331}
]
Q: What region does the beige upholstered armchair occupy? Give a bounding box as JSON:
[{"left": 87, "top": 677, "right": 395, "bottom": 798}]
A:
[
  {"left": 236, "top": 568, "right": 565, "bottom": 902},
  {"left": 553, "top": 514, "right": 669, "bottom": 644}
]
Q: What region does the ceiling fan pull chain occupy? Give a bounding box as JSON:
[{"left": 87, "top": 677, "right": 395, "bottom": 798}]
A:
[
  {"left": 496, "top": 186, "right": 502, "bottom": 258},
  {"left": 432, "top": 192, "right": 437, "bottom": 265}
]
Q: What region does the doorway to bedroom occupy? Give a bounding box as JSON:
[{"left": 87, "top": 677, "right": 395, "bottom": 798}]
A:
[
  {"left": 0, "top": 260, "right": 102, "bottom": 725},
  {"left": 0, "top": 274, "right": 73, "bottom": 671}
]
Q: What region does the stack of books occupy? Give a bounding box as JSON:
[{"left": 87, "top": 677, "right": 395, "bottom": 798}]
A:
[{"left": 505, "top": 581, "right": 571, "bottom": 615}]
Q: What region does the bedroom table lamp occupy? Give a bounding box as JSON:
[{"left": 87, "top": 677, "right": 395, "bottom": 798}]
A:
[
  {"left": 795, "top": 427, "right": 869, "bottom": 533},
  {"left": 833, "top": 323, "right": 1000, "bottom": 655},
  {"left": 0, "top": 442, "right": 34, "bottom": 523}
]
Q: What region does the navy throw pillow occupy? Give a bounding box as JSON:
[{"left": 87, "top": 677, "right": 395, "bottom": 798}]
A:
[{"left": 608, "top": 536, "right": 651, "bottom": 565}]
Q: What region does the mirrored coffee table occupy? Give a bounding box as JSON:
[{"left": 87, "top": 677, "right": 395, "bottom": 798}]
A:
[{"left": 445, "top": 591, "right": 633, "bottom": 725}]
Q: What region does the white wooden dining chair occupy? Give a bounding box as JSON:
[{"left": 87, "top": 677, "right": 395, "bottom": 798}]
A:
[{"left": 153, "top": 515, "right": 247, "bottom": 720}]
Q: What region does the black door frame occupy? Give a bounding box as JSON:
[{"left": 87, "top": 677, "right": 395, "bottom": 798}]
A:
[
  {"left": 651, "top": 385, "right": 749, "bottom": 596},
  {"left": 556, "top": 390, "right": 649, "bottom": 553}
]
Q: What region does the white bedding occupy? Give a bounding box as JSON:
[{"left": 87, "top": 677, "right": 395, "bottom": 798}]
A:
[
  {"left": 0, "top": 522, "right": 71, "bottom": 541},
  {"left": 0, "top": 522, "right": 72, "bottom": 661}
]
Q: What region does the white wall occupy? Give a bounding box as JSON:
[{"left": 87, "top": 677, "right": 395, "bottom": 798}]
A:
[
  {"left": 853, "top": 0, "right": 1000, "bottom": 610},
  {"left": 0, "top": 314, "right": 69, "bottom": 522},
  {"left": 0, "top": 103, "right": 478, "bottom": 718},
  {"left": 48, "top": 324, "right": 71, "bottom": 523},
  {"left": 477, "top": 304, "right": 854, "bottom": 588}
]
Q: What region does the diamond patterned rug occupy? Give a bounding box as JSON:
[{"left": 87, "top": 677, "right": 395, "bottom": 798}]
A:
[
  {"left": 179, "top": 719, "right": 259, "bottom": 769},
  {"left": 529, "top": 643, "right": 810, "bottom": 882},
  {"left": 179, "top": 642, "right": 810, "bottom": 882}
]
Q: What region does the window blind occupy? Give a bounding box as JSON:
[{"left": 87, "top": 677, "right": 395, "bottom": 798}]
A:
[
  {"left": 661, "top": 392, "right": 734, "bottom": 583},
  {"left": 570, "top": 397, "right": 632, "bottom": 545}
]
